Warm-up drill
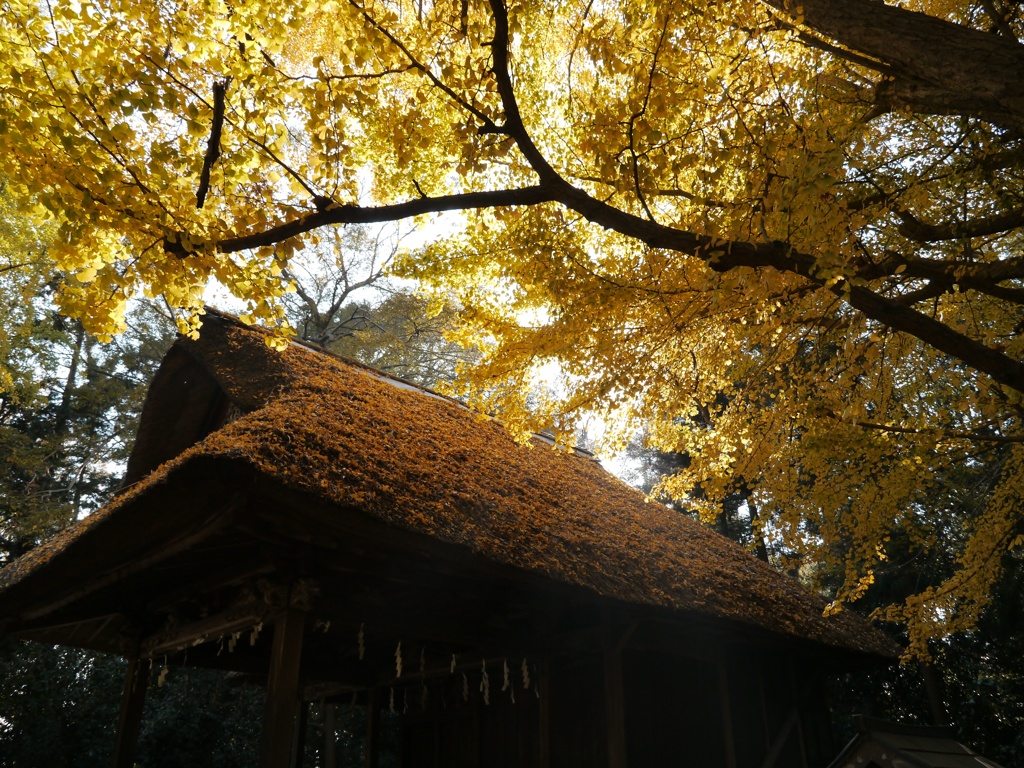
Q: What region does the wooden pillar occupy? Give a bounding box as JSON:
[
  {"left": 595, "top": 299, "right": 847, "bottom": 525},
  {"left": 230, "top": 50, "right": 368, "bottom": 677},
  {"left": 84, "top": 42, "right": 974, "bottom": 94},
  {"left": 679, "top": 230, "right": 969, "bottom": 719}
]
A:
[
  {"left": 538, "top": 658, "right": 551, "bottom": 768},
  {"left": 260, "top": 608, "right": 307, "bottom": 768},
  {"left": 111, "top": 656, "right": 148, "bottom": 768},
  {"left": 788, "top": 660, "right": 809, "bottom": 768},
  {"left": 717, "top": 657, "right": 737, "bottom": 768},
  {"left": 365, "top": 687, "right": 381, "bottom": 768},
  {"left": 323, "top": 701, "right": 337, "bottom": 768},
  {"left": 602, "top": 617, "right": 636, "bottom": 768},
  {"left": 603, "top": 641, "right": 627, "bottom": 768},
  {"left": 292, "top": 700, "right": 309, "bottom": 768}
]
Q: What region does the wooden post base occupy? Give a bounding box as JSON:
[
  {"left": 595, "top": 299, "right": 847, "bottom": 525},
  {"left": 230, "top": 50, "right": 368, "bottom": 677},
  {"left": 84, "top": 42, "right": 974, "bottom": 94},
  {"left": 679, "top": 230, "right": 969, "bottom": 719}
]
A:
[
  {"left": 112, "top": 656, "right": 148, "bottom": 768},
  {"left": 259, "top": 608, "right": 307, "bottom": 768}
]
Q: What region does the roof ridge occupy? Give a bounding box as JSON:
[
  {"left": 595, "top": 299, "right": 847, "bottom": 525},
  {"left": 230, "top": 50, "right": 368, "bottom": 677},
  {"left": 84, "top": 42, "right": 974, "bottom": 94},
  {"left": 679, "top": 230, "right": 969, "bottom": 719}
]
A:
[{"left": 200, "top": 306, "right": 596, "bottom": 459}]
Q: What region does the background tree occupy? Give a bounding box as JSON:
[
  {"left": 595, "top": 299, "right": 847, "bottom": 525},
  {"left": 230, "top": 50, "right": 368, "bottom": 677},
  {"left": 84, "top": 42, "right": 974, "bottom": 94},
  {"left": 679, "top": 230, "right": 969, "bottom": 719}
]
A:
[
  {"left": 0, "top": 296, "right": 174, "bottom": 564},
  {"left": 0, "top": 198, "right": 440, "bottom": 766},
  {"left": 281, "top": 223, "right": 476, "bottom": 387},
  {"left": 282, "top": 224, "right": 401, "bottom": 349},
  {"left": 0, "top": 185, "right": 176, "bottom": 563},
  {"left": 0, "top": 191, "right": 197, "bottom": 765},
  {"left": 3, "top": 0, "right": 1024, "bottom": 647}
]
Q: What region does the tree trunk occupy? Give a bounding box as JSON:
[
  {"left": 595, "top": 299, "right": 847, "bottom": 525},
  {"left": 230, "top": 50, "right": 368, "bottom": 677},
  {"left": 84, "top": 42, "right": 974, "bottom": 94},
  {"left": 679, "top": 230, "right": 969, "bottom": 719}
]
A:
[
  {"left": 919, "top": 661, "right": 948, "bottom": 726},
  {"left": 746, "top": 497, "right": 771, "bottom": 564},
  {"left": 761, "top": 0, "right": 1024, "bottom": 127},
  {"left": 55, "top": 322, "right": 85, "bottom": 437}
]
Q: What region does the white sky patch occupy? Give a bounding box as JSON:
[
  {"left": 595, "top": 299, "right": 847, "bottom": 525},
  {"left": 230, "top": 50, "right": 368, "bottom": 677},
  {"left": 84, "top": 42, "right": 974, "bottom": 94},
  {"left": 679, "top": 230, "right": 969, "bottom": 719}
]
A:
[
  {"left": 584, "top": 415, "right": 642, "bottom": 484},
  {"left": 521, "top": 353, "right": 639, "bottom": 485},
  {"left": 202, "top": 278, "right": 245, "bottom": 313}
]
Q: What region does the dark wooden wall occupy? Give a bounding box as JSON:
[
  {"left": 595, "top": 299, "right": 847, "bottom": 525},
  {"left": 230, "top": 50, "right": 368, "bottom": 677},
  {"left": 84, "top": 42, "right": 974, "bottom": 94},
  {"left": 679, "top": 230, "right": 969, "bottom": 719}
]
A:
[
  {"left": 382, "top": 645, "right": 835, "bottom": 768},
  {"left": 547, "top": 652, "right": 607, "bottom": 768},
  {"left": 395, "top": 670, "right": 541, "bottom": 768},
  {"left": 623, "top": 650, "right": 728, "bottom": 766}
]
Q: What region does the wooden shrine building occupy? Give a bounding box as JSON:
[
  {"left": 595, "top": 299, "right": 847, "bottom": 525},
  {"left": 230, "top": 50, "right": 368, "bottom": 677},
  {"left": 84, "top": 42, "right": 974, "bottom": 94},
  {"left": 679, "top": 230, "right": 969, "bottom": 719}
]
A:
[
  {"left": 0, "top": 310, "right": 900, "bottom": 767},
  {"left": 828, "top": 717, "right": 1006, "bottom": 768}
]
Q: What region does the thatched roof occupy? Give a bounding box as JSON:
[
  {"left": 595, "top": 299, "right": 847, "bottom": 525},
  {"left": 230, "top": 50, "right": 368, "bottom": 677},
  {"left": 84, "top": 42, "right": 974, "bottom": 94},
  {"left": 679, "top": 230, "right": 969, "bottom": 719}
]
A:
[{"left": 0, "top": 310, "right": 899, "bottom": 660}]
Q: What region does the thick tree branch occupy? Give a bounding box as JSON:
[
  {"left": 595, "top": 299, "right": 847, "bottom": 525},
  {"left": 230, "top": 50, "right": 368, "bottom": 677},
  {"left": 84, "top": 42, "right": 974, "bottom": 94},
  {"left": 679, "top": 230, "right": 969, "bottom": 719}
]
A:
[
  {"left": 962, "top": 282, "right": 1024, "bottom": 306},
  {"left": 897, "top": 207, "right": 1024, "bottom": 243},
  {"left": 978, "top": 0, "right": 1017, "bottom": 37},
  {"left": 759, "top": 0, "right": 1024, "bottom": 128},
  {"left": 860, "top": 253, "right": 1024, "bottom": 287},
  {"left": 842, "top": 282, "right": 1024, "bottom": 391},
  {"left": 485, "top": 0, "right": 562, "bottom": 184},
  {"left": 894, "top": 274, "right": 1024, "bottom": 308},
  {"left": 895, "top": 282, "right": 949, "bottom": 307},
  {"left": 166, "top": 186, "right": 558, "bottom": 255},
  {"left": 830, "top": 412, "right": 1024, "bottom": 444},
  {"left": 176, "top": 172, "right": 1024, "bottom": 392},
  {"left": 196, "top": 78, "right": 229, "bottom": 210}
]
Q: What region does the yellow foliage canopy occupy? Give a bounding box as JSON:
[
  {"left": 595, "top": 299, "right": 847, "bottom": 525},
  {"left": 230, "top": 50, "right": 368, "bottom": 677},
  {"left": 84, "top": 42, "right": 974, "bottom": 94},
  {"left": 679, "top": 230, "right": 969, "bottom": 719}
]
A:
[{"left": 2, "top": 0, "right": 1024, "bottom": 653}]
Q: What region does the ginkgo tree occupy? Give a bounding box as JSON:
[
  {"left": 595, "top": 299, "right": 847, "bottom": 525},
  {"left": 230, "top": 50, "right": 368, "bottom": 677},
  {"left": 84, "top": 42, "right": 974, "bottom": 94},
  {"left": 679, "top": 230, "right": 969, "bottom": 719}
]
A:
[{"left": 2, "top": 0, "right": 1024, "bottom": 653}]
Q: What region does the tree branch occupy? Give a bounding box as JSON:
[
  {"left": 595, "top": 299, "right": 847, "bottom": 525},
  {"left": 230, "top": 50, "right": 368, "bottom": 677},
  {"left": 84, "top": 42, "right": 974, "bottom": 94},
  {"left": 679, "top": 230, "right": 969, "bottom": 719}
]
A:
[
  {"left": 485, "top": 0, "right": 562, "bottom": 183},
  {"left": 196, "top": 78, "right": 229, "bottom": 210},
  {"left": 843, "top": 418, "right": 1024, "bottom": 444},
  {"left": 897, "top": 206, "right": 1024, "bottom": 243},
  {"left": 177, "top": 175, "right": 1024, "bottom": 393},
  {"left": 348, "top": 0, "right": 501, "bottom": 133},
  {"left": 167, "top": 0, "right": 1024, "bottom": 394},
  {"left": 978, "top": 0, "right": 1017, "bottom": 37},
  {"left": 166, "top": 186, "right": 557, "bottom": 255},
  {"left": 841, "top": 282, "right": 1024, "bottom": 391},
  {"left": 759, "top": 0, "right": 1024, "bottom": 129}
]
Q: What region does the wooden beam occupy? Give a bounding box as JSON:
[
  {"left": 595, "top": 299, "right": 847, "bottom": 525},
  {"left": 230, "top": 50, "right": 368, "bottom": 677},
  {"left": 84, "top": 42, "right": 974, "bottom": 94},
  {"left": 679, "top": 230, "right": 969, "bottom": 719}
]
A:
[
  {"left": 758, "top": 709, "right": 799, "bottom": 768},
  {"left": 111, "top": 656, "right": 148, "bottom": 768},
  {"left": 757, "top": 662, "right": 771, "bottom": 754},
  {"left": 260, "top": 608, "right": 307, "bottom": 768},
  {"left": 19, "top": 503, "right": 237, "bottom": 622},
  {"left": 141, "top": 604, "right": 266, "bottom": 658}
]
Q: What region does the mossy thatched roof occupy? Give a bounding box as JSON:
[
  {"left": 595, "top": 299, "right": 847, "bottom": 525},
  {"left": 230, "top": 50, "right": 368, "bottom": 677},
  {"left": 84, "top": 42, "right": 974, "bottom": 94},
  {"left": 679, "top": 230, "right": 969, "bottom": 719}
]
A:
[{"left": 0, "top": 310, "right": 899, "bottom": 660}]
